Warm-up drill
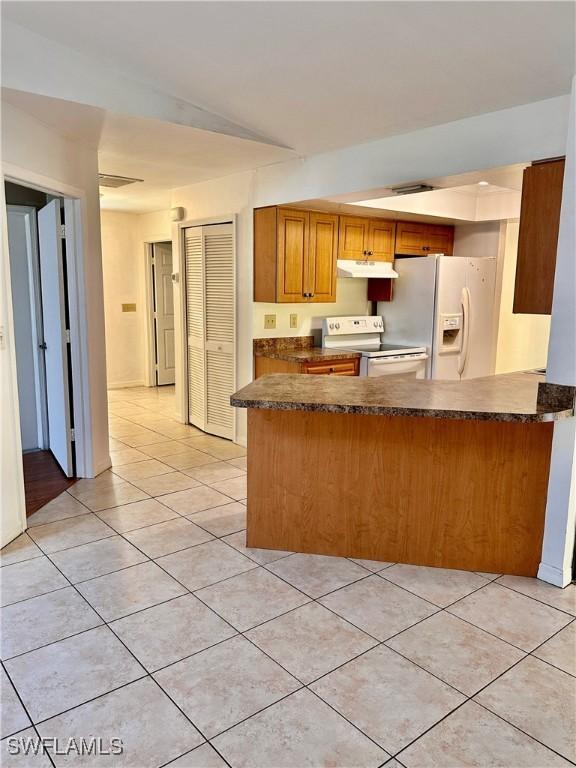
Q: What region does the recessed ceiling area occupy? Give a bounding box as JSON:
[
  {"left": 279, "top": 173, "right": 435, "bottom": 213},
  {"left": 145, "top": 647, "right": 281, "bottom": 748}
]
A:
[
  {"left": 354, "top": 183, "right": 521, "bottom": 222},
  {"left": 2, "top": 88, "right": 296, "bottom": 212},
  {"left": 3, "top": 1, "right": 574, "bottom": 155},
  {"left": 298, "top": 164, "right": 526, "bottom": 224}
]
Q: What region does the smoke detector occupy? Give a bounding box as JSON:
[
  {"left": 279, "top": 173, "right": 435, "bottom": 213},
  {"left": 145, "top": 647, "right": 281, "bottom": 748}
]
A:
[{"left": 98, "top": 174, "right": 144, "bottom": 188}]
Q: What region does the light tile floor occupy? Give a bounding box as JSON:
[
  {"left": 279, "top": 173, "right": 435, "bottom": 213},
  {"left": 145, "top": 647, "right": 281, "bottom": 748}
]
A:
[{"left": 1, "top": 385, "right": 575, "bottom": 767}]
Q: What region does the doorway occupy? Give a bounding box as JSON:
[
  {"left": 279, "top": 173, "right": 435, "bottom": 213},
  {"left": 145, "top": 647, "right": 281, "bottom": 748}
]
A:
[
  {"left": 6, "top": 183, "right": 76, "bottom": 514},
  {"left": 150, "top": 241, "right": 175, "bottom": 387}
]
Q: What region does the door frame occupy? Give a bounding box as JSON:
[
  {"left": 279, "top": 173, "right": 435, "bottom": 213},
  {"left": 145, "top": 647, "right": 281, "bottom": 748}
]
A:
[
  {"left": 2, "top": 165, "right": 93, "bottom": 523},
  {"left": 143, "top": 239, "right": 174, "bottom": 388},
  {"left": 174, "top": 215, "right": 237, "bottom": 437},
  {"left": 6, "top": 204, "right": 49, "bottom": 450}
]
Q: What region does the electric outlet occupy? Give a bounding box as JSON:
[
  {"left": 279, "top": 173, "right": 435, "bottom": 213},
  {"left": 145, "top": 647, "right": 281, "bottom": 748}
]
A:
[
  {"left": 290, "top": 313, "right": 298, "bottom": 329},
  {"left": 264, "top": 314, "right": 276, "bottom": 329}
]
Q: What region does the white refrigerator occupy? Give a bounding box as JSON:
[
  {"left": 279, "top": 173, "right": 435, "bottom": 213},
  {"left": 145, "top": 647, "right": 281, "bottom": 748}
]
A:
[{"left": 378, "top": 255, "right": 497, "bottom": 380}]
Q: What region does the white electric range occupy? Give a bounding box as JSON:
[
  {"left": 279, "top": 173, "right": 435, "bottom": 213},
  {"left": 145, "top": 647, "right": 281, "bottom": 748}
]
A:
[{"left": 322, "top": 316, "right": 428, "bottom": 378}]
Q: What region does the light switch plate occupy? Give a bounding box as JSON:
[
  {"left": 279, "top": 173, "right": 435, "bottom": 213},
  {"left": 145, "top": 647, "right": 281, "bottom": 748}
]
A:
[
  {"left": 290, "top": 313, "right": 298, "bottom": 329},
  {"left": 264, "top": 314, "right": 276, "bottom": 329}
]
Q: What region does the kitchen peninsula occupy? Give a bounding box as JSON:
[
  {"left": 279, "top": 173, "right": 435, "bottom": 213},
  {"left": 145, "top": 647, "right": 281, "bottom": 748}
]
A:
[{"left": 231, "top": 373, "right": 575, "bottom": 577}]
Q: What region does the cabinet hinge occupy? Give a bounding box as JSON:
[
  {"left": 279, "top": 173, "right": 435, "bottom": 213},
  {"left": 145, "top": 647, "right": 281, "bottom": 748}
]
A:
[
  {"left": 70, "top": 428, "right": 75, "bottom": 442},
  {"left": 65, "top": 329, "right": 71, "bottom": 344},
  {"left": 60, "top": 224, "right": 66, "bottom": 238}
]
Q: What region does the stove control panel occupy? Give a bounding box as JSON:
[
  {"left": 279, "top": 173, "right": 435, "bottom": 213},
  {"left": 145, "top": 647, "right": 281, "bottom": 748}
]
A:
[{"left": 323, "top": 316, "right": 384, "bottom": 335}]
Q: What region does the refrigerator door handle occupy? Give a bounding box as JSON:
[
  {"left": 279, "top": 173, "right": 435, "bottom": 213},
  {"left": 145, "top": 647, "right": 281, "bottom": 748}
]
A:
[{"left": 458, "top": 287, "right": 471, "bottom": 377}]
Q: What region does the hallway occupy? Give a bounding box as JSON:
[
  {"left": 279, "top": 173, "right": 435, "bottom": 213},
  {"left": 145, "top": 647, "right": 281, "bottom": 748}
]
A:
[{"left": 1, "top": 387, "right": 575, "bottom": 767}]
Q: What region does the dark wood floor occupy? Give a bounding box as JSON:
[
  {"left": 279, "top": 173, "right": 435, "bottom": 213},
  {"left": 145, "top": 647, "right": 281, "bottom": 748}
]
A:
[{"left": 23, "top": 450, "right": 76, "bottom": 517}]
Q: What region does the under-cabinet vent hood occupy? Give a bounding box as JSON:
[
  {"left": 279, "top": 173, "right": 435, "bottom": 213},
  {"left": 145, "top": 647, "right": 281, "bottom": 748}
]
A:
[{"left": 337, "top": 260, "right": 399, "bottom": 279}]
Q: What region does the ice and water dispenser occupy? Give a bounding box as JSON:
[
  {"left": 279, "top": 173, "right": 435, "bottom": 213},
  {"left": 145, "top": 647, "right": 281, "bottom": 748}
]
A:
[{"left": 438, "top": 313, "right": 462, "bottom": 354}]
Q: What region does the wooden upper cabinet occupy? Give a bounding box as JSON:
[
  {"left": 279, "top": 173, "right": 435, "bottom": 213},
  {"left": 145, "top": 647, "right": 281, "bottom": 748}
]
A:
[
  {"left": 254, "top": 207, "right": 337, "bottom": 303},
  {"left": 368, "top": 219, "right": 396, "bottom": 262},
  {"left": 513, "top": 158, "right": 565, "bottom": 315},
  {"left": 338, "top": 216, "right": 395, "bottom": 262},
  {"left": 338, "top": 216, "right": 369, "bottom": 260},
  {"left": 277, "top": 208, "right": 309, "bottom": 303},
  {"left": 395, "top": 221, "right": 454, "bottom": 256},
  {"left": 308, "top": 212, "right": 338, "bottom": 302}
]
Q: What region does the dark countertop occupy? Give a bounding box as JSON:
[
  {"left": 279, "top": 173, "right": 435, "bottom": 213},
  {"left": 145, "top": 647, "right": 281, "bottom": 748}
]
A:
[
  {"left": 231, "top": 372, "right": 575, "bottom": 423},
  {"left": 255, "top": 347, "right": 362, "bottom": 363},
  {"left": 253, "top": 336, "right": 360, "bottom": 364}
]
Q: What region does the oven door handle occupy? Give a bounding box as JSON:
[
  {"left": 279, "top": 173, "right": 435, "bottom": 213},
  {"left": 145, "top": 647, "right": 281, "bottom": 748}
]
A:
[{"left": 369, "top": 353, "right": 428, "bottom": 364}]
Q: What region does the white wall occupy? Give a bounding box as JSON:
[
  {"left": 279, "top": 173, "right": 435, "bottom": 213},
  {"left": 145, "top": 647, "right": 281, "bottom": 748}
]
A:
[
  {"left": 453, "top": 221, "right": 501, "bottom": 260},
  {"left": 254, "top": 279, "right": 370, "bottom": 339},
  {"left": 494, "top": 221, "right": 550, "bottom": 373},
  {"left": 100, "top": 208, "right": 174, "bottom": 389},
  {"left": 1, "top": 101, "right": 108, "bottom": 545},
  {"left": 539, "top": 77, "right": 576, "bottom": 587},
  {"left": 101, "top": 211, "right": 145, "bottom": 387}
]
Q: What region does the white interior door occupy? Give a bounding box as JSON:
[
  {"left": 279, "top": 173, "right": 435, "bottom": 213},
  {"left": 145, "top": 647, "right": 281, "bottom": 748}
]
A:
[
  {"left": 38, "top": 200, "right": 74, "bottom": 476},
  {"left": 7, "top": 206, "right": 44, "bottom": 451},
  {"left": 153, "top": 242, "right": 175, "bottom": 385},
  {"left": 184, "top": 222, "right": 235, "bottom": 440}
]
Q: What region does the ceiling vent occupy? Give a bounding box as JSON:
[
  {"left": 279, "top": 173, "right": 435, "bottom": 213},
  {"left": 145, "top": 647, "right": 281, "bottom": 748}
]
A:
[
  {"left": 391, "top": 183, "right": 435, "bottom": 196},
  {"left": 98, "top": 173, "right": 144, "bottom": 188}
]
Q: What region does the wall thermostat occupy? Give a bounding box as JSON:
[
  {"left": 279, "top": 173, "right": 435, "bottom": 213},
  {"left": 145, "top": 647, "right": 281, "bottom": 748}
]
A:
[{"left": 171, "top": 207, "right": 185, "bottom": 222}]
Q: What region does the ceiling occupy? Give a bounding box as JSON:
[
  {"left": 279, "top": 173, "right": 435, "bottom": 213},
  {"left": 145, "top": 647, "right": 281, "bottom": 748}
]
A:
[
  {"left": 2, "top": 88, "right": 295, "bottom": 212},
  {"left": 3, "top": 1, "right": 574, "bottom": 156},
  {"left": 299, "top": 164, "right": 525, "bottom": 224}
]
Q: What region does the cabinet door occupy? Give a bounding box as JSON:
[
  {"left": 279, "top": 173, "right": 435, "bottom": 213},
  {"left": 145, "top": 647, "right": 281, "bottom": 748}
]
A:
[
  {"left": 301, "top": 359, "right": 359, "bottom": 375},
  {"left": 338, "top": 215, "right": 369, "bottom": 260},
  {"left": 368, "top": 219, "right": 396, "bottom": 262},
  {"left": 513, "top": 159, "right": 565, "bottom": 314},
  {"left": 395, "top": 221, "right": 453, "bottom": 255},
  {"left": 277, "top": 208, "right": 309, "bottom": 302},
  {"left": 308, "top": 212, "right": 338, "bottom": 302},
  {"left": 395, "top": 221, "right": 429, "bottom": 255},
  {"left": 426, "top": 224, "right": 454, "bottom": 255}
]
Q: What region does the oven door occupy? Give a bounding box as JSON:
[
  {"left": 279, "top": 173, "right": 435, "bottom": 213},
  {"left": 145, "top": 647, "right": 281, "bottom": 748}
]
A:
[{"left": 364, "top": 353, "right": 428, "bottom": 378}]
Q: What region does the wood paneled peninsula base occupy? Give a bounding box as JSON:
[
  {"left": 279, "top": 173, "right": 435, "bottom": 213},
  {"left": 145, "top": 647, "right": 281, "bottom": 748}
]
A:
[{"left": 231, "top": 373, "right": 575, "bottom": 577}]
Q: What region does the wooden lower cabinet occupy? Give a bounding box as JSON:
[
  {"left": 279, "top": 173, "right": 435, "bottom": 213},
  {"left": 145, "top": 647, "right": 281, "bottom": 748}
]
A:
[
  {"left": 254, "top": 356, "right": 359, "bottom": 379},
  {"left": 246, "top": 409, "right": 553, "bottom": 576}
]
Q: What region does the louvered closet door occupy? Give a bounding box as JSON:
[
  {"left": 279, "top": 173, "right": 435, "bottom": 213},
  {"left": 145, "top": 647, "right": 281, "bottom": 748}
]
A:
[
  {"left": 185, "top": 227, "right": 206, "bottom": 432},
  {"left": 204, "top": 223, "right": 235, "bottom": 439},
  {"left": 184, "top": 222, "right": 235, "bottom": 440}
]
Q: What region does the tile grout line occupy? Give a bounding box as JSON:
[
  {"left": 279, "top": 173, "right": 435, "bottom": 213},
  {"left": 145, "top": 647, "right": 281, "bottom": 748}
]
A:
[
  {"left": 391, "top": 613, "right": 576, "bottom": 762},
  {"left": 5, "top": 391, "right": 574, "bottom": 764},
  {"left": 10, "top": 539, "right": 221, "bottom": 766},
  {"left": 1, "top": 659, "right": 55, "bottom": 767},
  {"left": 491, "top": 576, "right": 576, "bottom": 618}
]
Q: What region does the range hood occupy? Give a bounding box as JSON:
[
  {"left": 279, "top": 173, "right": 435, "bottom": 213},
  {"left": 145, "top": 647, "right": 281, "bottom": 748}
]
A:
[{"left": 337, "top": 260, "right": 399, "bottom": 279}]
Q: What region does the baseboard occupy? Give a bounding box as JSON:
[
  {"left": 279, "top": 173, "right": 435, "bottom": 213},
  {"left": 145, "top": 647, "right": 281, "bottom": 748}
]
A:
[
  {"left": 107, "top": 379, "right": 146, "bottom": 389},
  {"left": 537, "top": 561, "right": 572, "bottom": 587},
  {"left": 91, "top": 455, "right": 113, "bottom": 478},
  {"left": 234, "top": 434, "right": 247, "bottom": 448}
]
